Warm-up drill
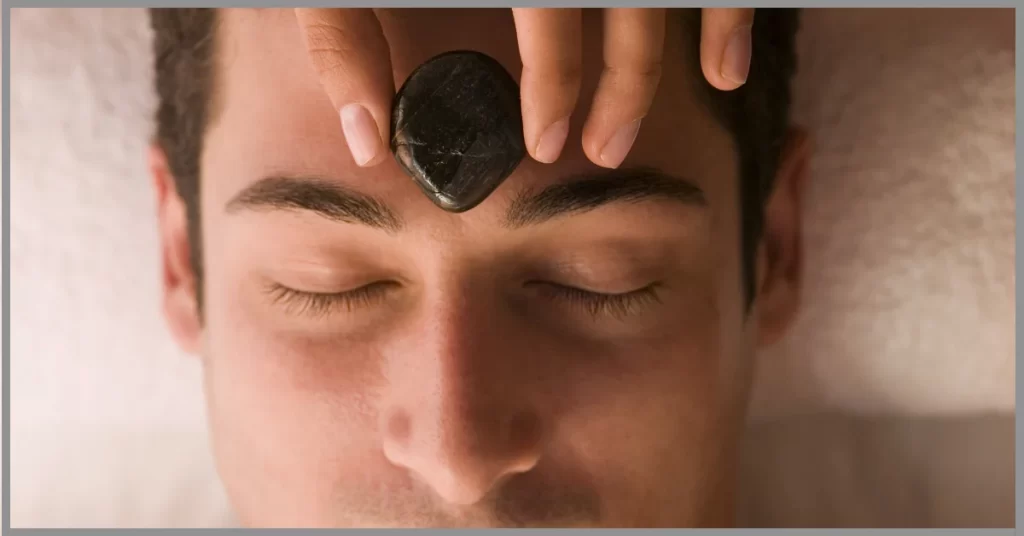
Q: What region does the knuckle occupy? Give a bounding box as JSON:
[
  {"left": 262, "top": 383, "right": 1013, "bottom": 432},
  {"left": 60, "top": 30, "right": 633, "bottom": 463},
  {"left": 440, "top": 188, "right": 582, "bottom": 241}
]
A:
[
  {"left": 302, "top": 24, "right": 359, "bottom": 76},
  {"left": 306, "top": 49, "right": 352, "bottom": 78},
  {"left": 524, "top": 63, "right": 583, "bottom": 91},
  {"left": 303, "top": 22, "right": 344, "bottom": 51},
  {"left": 606, "top": 61, "right": 663, "bottom": 84}
]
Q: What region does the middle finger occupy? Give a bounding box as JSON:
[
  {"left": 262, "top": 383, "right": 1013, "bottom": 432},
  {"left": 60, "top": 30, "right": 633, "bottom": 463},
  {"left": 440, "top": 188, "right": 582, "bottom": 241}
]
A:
[
  {"left": 582, "top": 8, "right": 666, "bottom": 169},
  {"left": 512, "top": 8, "right": 584, "bottom": 164}
]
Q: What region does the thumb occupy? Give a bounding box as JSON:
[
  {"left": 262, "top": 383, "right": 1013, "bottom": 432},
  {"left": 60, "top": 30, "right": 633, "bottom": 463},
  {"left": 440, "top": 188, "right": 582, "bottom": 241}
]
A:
[{"left": 295, "top": 8, "right": 395, "bottom": 167}]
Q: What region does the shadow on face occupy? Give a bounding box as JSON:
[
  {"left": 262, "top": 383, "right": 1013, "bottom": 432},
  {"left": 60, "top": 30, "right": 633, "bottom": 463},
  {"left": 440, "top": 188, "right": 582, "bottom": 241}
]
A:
[{"left": 151, "top": 7, "right": 806, "bottom": 528}]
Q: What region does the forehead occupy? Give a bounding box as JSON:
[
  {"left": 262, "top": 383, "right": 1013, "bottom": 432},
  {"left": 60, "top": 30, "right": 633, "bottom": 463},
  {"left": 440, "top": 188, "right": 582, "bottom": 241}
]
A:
[{"left": 203, "top": 9, "right": 736, "bottom": 223}]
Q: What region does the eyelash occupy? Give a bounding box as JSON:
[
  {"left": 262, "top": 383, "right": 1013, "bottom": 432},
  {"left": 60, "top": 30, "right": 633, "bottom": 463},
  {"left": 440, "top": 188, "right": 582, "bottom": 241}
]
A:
[
  {"left": 531, "top": 282, "right": 663, "bottom": 320},
  {"left": 264, "top": 282, "right": 393, "bottom": 317},
  {"left": 266, "top": 282, "right": 662, "bottom": 319}
]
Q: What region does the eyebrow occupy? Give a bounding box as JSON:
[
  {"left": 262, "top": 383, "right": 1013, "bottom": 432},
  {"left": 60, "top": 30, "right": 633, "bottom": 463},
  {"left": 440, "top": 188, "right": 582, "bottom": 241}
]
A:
[
  {"left": 504, "top": 167, "right": 707, "bottom": 227},
  {"left": 225, "top": 167, "right": 705, "bottom": 231},
  {"left": 226, "top": 176, "right": 403, "bottom": 232}
]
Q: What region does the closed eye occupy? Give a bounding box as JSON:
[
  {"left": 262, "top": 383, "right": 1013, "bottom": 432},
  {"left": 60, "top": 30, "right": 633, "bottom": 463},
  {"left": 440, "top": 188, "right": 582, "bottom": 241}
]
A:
[
  {"left": 528, "top": 282, "right": 663, "bottom": 319},
  {"left": 265, "top": 280, "right": 664, "bottom": 320},
  {"left": 264, "top": 281, "right": 397, "bottom": 317}
]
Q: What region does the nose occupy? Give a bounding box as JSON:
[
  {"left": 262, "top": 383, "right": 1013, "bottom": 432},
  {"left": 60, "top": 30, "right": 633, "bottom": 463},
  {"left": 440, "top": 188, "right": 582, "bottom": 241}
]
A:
[
  {"left": 382, "top": 404, "right": 544, "bottom": 505},
  {"left": 380, "top": 289, "right": 546, "bottom": 506}
]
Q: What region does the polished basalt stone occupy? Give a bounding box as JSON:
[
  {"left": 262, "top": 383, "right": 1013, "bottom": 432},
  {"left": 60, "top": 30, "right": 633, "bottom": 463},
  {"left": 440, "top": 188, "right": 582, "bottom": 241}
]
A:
[{"left": 390, "top": 51, "right": 526, "bottom": 213}]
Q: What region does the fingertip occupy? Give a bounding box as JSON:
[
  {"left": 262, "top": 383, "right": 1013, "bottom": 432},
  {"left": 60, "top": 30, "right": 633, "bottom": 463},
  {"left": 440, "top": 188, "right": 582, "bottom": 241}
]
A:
[
  {"left": 340, "top": 103, "right": 385, "bottom": 167},
  {"left": 700, "top": 36, "right": 748, "bottom": 91},
  {"left": 371, "top": 114, "right": 393, "bottom": 167},
  {"left": 720, "top": 23, "right": 752, "bottom": 86},
  {"left": 580, "top": 117, "right": 642, "bottom": 170},
  {"left": 598, "top": 118, "right": 642, "bottom": 169},
  {"left": 532, "top": 116, "right": 570, "bottom": 164},
  {"left": 708, "top": 72, "right": 745, "bottom": 91},
  {"left": 580, "top": 124, "right": 606, "bottom": 168},
  {"left": 700, "top": 8, "right": 754, "bottom": 91}
]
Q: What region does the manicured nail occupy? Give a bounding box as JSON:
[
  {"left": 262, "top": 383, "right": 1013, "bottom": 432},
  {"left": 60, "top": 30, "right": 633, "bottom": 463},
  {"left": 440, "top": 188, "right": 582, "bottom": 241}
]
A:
[
  {"left": 721, "top": 24, "right": 752, "bottom": 85},
  {"left": 340, "top": 103, "right": 381, "bottom": 166},
  {"left": 599, "top": 118, "right": 642, "bottom": 168},
  {"left": 534, "top": 117, "right": 570, "bottom": 164}
]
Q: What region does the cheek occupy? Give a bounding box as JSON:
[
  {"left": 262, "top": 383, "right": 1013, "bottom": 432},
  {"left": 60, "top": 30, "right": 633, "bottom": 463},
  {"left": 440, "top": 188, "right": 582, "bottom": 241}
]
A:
[
  {"left": 196, "top": 230, "right": 749, "bottom": 525},
  {"left": 199, "top": 273, "right": 393, "bottom": 522},
  {"left": 550, "top": 284, "right": 740, "bottom": 523}
]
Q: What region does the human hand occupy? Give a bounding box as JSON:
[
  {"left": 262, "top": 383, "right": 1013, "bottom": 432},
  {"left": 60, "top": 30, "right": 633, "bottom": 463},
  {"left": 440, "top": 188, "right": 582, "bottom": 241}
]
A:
[{"left": 294, "top": 8, "right": 755, "bottom": 170}]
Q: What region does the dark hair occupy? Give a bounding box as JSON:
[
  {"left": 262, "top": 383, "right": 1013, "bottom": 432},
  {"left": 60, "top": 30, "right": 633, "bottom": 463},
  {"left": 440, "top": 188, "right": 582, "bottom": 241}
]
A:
[
  {"left": 678, "top": 9, "right": 801, "bottom": 303},
  {"left": 150, "top": 8, "right": 218, "bottom": 306},
  {"left": 149, "top": 8, "right": 799, "bottom": 307}
]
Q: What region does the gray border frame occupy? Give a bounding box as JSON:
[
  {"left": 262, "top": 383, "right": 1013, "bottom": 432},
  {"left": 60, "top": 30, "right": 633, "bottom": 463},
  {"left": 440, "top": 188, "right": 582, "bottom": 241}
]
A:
[{"left": 2, "top": 2, "right": 1019, "bottom": 534}]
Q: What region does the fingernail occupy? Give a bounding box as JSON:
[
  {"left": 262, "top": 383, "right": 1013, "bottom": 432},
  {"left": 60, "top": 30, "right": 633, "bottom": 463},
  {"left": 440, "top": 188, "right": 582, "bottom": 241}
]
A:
[
  {"left": 721, "top": 24, "right": 752, "bottom": 85},
  {"left": 599, "top": 118, "right": 642, "bottom": 168},
  {"left": 340, "top": 103, "right": 381, "bottom": 166},
  {"left": 534, "top": 117, "right": 571, "bottom": 164}
]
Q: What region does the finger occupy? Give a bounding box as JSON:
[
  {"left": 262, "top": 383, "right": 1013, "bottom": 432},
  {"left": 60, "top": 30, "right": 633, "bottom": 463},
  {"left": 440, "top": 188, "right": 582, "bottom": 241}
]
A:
[
  {"left": 700, "top": 8, "right": 755, "bottom": 91},
  {"left": 295, "top": 8, "right": 395, "bottom": 167},
  {"left": 581, "top": 8, "right": 665, "bottom": 169},
  {"left": 512, "top": 8, "right": 583, "bottom": 164}
]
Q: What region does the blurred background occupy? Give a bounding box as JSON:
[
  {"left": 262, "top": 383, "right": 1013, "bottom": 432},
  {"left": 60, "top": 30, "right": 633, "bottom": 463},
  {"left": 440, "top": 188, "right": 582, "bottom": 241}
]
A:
[{"left": 8, "top": 7, "right": 1016, "bottom": 528}]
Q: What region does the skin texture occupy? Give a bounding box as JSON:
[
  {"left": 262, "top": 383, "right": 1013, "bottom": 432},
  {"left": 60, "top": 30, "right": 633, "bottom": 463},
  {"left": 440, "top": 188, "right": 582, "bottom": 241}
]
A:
[{"left": 151, "top": 8, "right": 809, "bottom": 528}]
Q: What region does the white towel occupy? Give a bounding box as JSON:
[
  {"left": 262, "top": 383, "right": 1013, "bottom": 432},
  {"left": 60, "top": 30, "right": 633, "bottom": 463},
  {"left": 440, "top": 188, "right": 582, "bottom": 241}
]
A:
[{"left": 750, "top": 8, "right": 1015, "bottom": 417}]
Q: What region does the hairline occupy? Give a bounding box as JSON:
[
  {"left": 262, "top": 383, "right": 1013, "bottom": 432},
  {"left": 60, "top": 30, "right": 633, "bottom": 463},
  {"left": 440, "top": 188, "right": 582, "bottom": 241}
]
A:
[{"left": 176, "top": 8, "right": 778, "bottom": 311}]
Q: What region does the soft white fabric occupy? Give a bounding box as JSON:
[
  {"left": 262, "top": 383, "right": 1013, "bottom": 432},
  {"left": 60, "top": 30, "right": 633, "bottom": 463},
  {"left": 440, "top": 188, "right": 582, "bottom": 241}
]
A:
[
  {"left": 750, "top": 8, "right": 1015, "bottom": 417},
  {"left": 8, "top": 7, "right": 1015, "bottom": 528}
]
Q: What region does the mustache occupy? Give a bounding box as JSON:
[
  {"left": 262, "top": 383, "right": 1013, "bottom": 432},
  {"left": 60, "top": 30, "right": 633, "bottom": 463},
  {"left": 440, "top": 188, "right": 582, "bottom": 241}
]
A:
[{"left": 338, "top": 469, "right": 603, "bottom": 527}]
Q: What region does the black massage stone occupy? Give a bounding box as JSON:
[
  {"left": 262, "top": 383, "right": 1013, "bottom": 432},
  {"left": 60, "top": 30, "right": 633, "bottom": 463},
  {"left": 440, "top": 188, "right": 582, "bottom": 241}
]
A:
[{"left": 390, "top": 51, "right": 526, "bottom": 213}]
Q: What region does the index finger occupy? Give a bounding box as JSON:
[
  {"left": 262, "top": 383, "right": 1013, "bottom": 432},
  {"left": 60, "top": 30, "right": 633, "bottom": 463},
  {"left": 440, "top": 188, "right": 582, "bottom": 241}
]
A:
[{"left": 295, "top": 8, "right": 395, "bottom": 167}]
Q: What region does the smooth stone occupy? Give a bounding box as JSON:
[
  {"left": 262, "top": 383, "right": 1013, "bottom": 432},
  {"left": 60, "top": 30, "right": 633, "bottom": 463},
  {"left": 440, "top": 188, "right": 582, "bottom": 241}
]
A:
[{"left": 390, "top": 51, "right": 526, "bottom": 213}]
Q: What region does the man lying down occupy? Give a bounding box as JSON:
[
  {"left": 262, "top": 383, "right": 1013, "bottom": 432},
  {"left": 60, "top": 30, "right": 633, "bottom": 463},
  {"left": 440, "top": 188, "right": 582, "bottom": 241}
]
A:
[{"left": 147, "top": 8, "right": 809, "bottom": 528}]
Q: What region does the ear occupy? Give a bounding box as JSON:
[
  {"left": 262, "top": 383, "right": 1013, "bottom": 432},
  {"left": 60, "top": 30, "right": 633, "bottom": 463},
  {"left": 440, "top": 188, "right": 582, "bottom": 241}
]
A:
[
  {"left": 755, "top": 126, "right": 812, "bottom": 346},
  {"left": 149, "top": 145, "right": 202, "bottom": 355}
]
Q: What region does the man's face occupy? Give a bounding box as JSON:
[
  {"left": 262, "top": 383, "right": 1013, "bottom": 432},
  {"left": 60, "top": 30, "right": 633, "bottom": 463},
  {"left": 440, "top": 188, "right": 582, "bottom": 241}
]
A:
[{"left": 154, "top": 8, "right": 804, "bottom": 527}]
